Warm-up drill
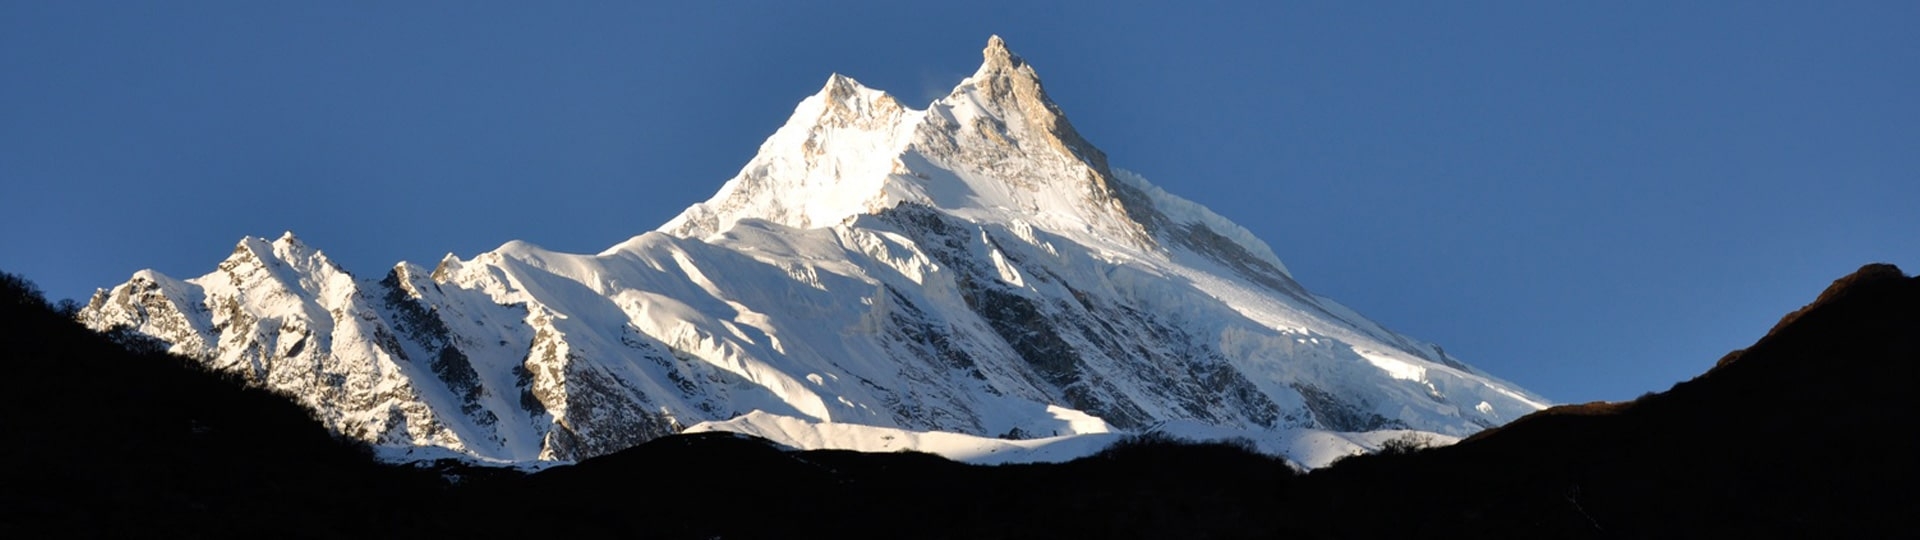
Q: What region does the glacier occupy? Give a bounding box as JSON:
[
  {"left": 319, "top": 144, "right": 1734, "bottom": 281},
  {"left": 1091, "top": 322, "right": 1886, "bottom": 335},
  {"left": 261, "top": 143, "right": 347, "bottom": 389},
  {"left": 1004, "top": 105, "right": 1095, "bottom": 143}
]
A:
[{"left": 79, "top": 36, "right": 1548, "bottom": 466}]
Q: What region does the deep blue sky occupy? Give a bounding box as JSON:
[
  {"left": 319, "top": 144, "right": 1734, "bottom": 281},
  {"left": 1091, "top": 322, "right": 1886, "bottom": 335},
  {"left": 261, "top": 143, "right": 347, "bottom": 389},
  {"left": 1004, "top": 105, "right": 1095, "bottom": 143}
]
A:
[{"left": 4, "top": 2, "right": 1914, "bottom": 404}]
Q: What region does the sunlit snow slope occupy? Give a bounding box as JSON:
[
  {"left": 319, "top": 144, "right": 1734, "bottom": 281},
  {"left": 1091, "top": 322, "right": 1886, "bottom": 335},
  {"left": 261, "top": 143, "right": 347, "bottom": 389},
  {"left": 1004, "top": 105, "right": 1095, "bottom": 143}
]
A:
[{"left": 80, "top": 36, "right": 1547, "bottom": 464}]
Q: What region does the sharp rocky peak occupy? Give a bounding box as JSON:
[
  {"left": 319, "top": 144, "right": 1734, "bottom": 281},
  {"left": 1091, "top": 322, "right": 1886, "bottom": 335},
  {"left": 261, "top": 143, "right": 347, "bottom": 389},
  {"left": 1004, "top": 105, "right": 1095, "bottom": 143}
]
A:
[{"left": 959, "top": 35, "right": 1109, "bottom": 172}]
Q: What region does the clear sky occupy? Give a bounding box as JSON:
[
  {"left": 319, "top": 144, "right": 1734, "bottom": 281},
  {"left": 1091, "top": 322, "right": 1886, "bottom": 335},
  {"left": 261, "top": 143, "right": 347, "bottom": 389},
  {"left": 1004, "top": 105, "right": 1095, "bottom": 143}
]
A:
[{"left": 3, "top": 2, "right": 1914, "bottom": 404}]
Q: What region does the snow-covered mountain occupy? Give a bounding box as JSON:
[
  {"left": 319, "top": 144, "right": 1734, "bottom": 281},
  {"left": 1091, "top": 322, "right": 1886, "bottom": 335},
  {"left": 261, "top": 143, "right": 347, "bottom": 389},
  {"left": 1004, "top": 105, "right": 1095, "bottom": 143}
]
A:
[{"left": 79, "top": 36, "right": 1548, "bottom": 465}]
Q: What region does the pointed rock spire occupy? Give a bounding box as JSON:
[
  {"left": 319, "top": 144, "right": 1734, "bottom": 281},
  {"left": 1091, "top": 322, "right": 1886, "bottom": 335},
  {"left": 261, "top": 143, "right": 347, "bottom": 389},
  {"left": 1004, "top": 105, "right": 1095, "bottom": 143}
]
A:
[
  {"left": 955, "top": 36, "right": 1163, "bottom": 244},
  {"left": 982, "top": 35, "right": 1021, "bottom": 72},
  {"left": 965, "top": 35, "right": 1106, "bottom": 171}
]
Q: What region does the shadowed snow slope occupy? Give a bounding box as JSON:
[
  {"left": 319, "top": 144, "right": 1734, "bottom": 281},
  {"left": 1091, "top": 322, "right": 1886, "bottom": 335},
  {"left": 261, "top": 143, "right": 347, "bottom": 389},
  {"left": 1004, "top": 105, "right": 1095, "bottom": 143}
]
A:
[{"left": 79, "top": 36, "right": 1546, "bottom": 463}]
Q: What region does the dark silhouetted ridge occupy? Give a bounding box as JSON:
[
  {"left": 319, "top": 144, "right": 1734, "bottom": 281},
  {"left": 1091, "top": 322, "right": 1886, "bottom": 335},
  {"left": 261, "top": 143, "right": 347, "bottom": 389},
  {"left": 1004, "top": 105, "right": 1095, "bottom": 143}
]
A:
[
  {"left": 1292, "top": 263, "right": 1918, "bottom": 538},
  {"left": 6, "top": 264, "right": 1914, "bottom": 538}
]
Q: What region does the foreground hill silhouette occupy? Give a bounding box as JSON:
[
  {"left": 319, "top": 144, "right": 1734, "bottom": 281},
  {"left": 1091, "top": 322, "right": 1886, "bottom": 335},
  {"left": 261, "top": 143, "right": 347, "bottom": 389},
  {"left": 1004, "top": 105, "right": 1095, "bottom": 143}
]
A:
[
  {"left": 1287, "top": 263, "right": 1919, "bottom": 537},
  {"left": 2, "top": 265, "right": 1913, "bottom": 538},
  {"left": 0, "top": 273, "right": 455, "bottom": 536}
]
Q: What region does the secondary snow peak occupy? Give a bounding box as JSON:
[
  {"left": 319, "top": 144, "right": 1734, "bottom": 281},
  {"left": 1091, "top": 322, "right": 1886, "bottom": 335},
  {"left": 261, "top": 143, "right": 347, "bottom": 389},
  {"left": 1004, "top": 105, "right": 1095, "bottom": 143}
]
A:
[
  {"left": 655, "top": 69, "right": 925, "bottom": 239},
  {"left": 814, "top": 73, "right": 909, "bottom": 132},
  {"left": 820, "top": 73, "right": 878, "bottom": 104}
]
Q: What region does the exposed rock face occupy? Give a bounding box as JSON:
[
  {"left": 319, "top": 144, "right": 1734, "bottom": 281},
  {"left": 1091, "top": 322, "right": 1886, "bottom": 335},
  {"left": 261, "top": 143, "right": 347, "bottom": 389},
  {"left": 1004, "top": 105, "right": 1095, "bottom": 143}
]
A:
[{"left": 79, "top": 37, "right": 1547, "bottom": 463}]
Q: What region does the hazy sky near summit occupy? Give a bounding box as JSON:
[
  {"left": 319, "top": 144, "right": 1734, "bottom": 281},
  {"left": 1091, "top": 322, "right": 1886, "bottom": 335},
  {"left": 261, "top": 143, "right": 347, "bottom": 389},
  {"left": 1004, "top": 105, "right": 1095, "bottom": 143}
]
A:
[{"left": 3, "top": 2, "right": 1915, "bottom": 404}]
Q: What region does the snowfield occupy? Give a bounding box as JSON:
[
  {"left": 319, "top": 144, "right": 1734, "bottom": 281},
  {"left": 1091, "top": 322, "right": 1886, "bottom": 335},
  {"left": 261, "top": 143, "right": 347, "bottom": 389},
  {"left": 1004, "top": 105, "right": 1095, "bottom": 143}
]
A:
[{"left": 686, "top": 410, "right": 1456, "bottom": 469}]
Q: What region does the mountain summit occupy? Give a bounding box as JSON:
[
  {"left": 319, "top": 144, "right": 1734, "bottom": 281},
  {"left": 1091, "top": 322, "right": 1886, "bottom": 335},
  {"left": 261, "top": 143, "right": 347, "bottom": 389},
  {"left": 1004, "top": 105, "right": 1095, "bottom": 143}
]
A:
[
  {"left": 662, "top": 36, "right": 1153, "bottom": 250},
  {"left": 80, "top": 37, "right": 1548, "bottom": 464}
]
